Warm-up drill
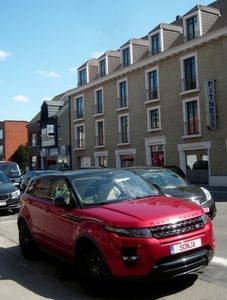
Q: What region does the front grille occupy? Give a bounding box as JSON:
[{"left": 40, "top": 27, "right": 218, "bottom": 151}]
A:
[
  {"left": 149, "top": 216, "right": 204, "bottom": 239},
  {"left": 0, "top": 194, "right": 9, "bottom": 201}
]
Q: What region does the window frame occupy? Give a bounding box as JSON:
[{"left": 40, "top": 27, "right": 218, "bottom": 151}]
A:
[
  {"left": 183, "top": 10, "right": 202, "bottom": 42},
  {"left": 94, "top": 88, "right": 104, "bottom": 115},
  {"left": 118, "top": 113, "right": 130, "bottom": 145},
  {"left": 95, "top": 119, "right": 105, "bottom": 147},
  {"left": 74, "top": 95, "right": 84, "bottom": 120},
  {"left": 117, "top": 78, "right": 128, "bottom": 110},
  {"left": 145, "top": 67, "right": 159, "bottom": 102},
  {"left": 147, "top": 105, "right": 162, "bottom": 132},
  {"left": 120, "top": 45, "right": 132, "bottom": 68},
  {"left": 74, "top": 123, "right": 85, "bottom": 149},
  {"left": 78, "top": 68, "right": 87, "bottom": 86},
  {"left": 180, "top": 52, "right": 199, "bottom": 94},
  {"left": 148, "top": 29, "right": 163, "bottom": 56},
  {"left": 182, "top": 96, "right": 201, "bottom": 138}
]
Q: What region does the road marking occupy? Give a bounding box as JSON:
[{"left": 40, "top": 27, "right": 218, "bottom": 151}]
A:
[{"left": 212, "top": 256, "right": 227, "bottom": 266}]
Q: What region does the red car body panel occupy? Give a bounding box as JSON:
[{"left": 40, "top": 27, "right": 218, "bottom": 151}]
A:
[{"left": 19, "top": 192, "right": 215, "bottom": 279}]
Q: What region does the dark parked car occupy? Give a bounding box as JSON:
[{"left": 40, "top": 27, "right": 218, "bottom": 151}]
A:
[
  {"left": 126, "top": 166, "right": 217, "bottom": 219},
  {"left": 20, "top": 170, "right": 59, "bottom": 192},
  {"left": 0, "top": 161, "right": 23, "bottom": 187},
  {"left": 0, "top": 171, "right": 21, "bottom": 212},
  {"left": 18, "top": 169, "right": 215, "bottom": 296},
  {"left": 163, "top": 165, "right": 186, "bottom": 178}
]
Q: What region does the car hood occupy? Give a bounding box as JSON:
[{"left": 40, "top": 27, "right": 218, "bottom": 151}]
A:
[
  {"left": 0, "top": 183, "right": 19, "bottom": 193},
  {"left": 161, "top": 184, "right": 205, "bottom": 201},
  {"left": 82, "top": 195, "right": 203, "bottom": 227}
]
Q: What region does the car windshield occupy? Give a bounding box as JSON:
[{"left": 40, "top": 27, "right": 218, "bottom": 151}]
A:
[
  {"left": 135, "top": 169, "right": 187, "bottom": 188},
  {"left": 0, "top": 163, "right": 20, "bottom": 175},
  {"left": 72, "top": 171, "right": 160, "bottom": 205},
  {"left": 0, "top": 172, "right": 11, "bottom": 183}
]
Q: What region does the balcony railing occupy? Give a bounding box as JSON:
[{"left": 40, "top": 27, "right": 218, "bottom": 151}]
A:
[
  {"left": 184, "top": 31, "right": 200, "bottom": 42},
  {"left": 118, "top": 131, "right": 129, "bottom": 144},
  {"left": 74, "top": 139, "right": 85, "bottom": 149},
  {"left": 95, "top": 136, "right": 105, "bottom": 146},
  {"left": 117, "top": 96, "right": 128, "bottom": 108},
  {"left": 183, "top": 119, "right": 200, "bottom": 135},
  {"left": 94, "top": 104, "right": 103, "bottom": 115},
  {"left": 182, "top": 75, "right": 197, "bottom": 91},
  {"left": 146, "top": 88, "right": 158, "bottom": 101},
  {"left": 74, "top": 110, "right": 84, "bottom": 120},
  {"left": 149, "top": 47, "right": 161, "bottom": 56}
]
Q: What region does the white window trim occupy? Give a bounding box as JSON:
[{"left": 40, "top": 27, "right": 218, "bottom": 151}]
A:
[
  {"left": 94, "top": 87, "right": 104, "bottom": 116},
  {"left": 118, "top": 112, "right": 130, "bottom": 145},
  {"left": 95, "top": 118, "right": 105, "bottom": 148},
  {"left": 183, "top": 10, "right": 202, "bottom": 40},
  {"left": 148, "top": 29, "right": 164, "bottom": 55},
  {"left": 116, "top": 78, "right": 128, "bottom": 111},
  {"left": 73, "top": 94, "right": 84, "bottom": 121},
  {"left": 145, "top": 66, "right": 160, "bottom": 103},
  {"left": 98, "top": 57, "right": 108, "bottom": 76},
  {"left": 180, "top": 52, "right": 199, "bottom": 95},
  {"left": 147, "top": 105, "right": 162, "bottom": 132},
  {"left": 77, "top": 66, "right": 88, "bottom": 85},
  {"left": 182, "top": 96, "right": 202, "bottom": 139},
  {"left": 115, "top": 148, "right": 136, "bottom": 168},
  {"left": 74, "top": 123, "right": 85, "bottom": 150},
  {"left": 120, "top": 44, "right": 133, "bottom": 66},
  {"left": 144, "top": 136, "right": 166, "bottom": 166}
]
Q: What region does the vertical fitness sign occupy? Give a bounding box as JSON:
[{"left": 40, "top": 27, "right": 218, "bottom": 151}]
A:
[{"left": 205, "top": 79, "right": 216, "bottom": 130}]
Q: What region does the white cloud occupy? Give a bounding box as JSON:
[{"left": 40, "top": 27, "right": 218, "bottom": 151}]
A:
[
  {"left": 91, "top": 51, "right": 104, "bottom": 59},
  {"left": 37, "top": 70, "right": 60, "bottom": 78},
  {"left": 69, "top": 67, "right": 77, "bottom": 72},
  {"left": 0, "top": 49, "right": 12, "bottom": 60},
  {"left": 13, "top": 95, "right": 30, "bottom": 103}
]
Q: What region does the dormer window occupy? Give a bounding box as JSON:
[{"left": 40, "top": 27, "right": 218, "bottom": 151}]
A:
[
  {"left": 122, "top": 48, "right": 130, "bottom": 67},
  {"left": 148, "top": 29, "right": 163, "bottom": 56},
  {"left": 100, "top": 59, "right": 106, "bottom": 77},
  {"left": 78, "top": 69, "right": 87, "bottom": 86},
  {"left": 151, "top": 34, "right": 160, "bottom": 55},
  {"left": 187, "top": 15, "right": 199, "bottom": 40}
]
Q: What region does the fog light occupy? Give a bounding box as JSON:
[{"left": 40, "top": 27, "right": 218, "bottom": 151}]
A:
[{"left": 122, "top": 255, "right": 140, "bottom": 262}]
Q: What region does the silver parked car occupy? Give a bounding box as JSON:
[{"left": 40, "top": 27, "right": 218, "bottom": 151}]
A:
[{"left": 125, "top": 166, "right": 217, "bottom": 219}]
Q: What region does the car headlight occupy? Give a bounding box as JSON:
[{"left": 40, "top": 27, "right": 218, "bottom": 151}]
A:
[
  {"left": 11, "top": 189, "right": 20, "bottom": 199},
  {"left": 201, "top": 213, "right": 209, "bottom": 225},
  {"left": 200, "top": 187, "right": 212, "bottom": 200},
  {"left": 104, "top": 226, "right": 152, "bottom": 238}
]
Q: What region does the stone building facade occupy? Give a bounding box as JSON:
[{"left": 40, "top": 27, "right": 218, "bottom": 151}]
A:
[{"left": 67, "top": 0, "right": 227, "bottom": 186}]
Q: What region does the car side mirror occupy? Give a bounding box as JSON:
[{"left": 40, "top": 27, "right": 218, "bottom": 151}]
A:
[{"left": 54, "top": 196, "right": 67, "bottom": 207}]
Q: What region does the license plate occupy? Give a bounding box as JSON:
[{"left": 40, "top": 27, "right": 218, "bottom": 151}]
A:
[
  {"left": 170, "top": 238, "right": 202, "bottom": 255},
  {"left": 203, "top": 207, "right": 210, "bottom": 213},
  {"left": 0, "top": 202, "right": 6, "bottom": 206}
]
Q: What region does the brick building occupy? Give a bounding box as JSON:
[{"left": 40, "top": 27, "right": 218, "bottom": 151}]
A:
[
  {"left": 66, "top": 0, "right": 227, "bottom": 186},
  {"left": 0, "top": 120, "right": 28, "bottom": 161}
]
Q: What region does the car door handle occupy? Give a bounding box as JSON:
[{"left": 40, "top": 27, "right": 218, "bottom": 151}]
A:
[{"left": 44, "top": 206, "right": 50, "bottom": 212}]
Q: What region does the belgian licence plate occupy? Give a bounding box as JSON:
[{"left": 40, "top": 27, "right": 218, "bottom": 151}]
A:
[
  {"left": 203, "top": 207, "right": 210, "bottom": 213},
  {"left": 170, "top": 238, "right": 202, "bottom": 255},
  {"left": 0, "top": 202, "right": 6, "bottom": 206}
]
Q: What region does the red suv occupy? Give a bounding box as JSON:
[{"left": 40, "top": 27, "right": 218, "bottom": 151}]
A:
[{"left": 18, "top": 169, "right": 215, "bottom": 296}]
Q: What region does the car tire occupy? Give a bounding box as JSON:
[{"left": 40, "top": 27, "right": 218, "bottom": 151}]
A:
[
  {"left": 75, "top": 243, "right": 113, "bottom": 296},
  {"left": 18, "top": 220, "right": 38, "bottom": 260}
]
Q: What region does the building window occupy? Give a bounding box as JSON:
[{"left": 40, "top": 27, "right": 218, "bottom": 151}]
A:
[
  {"left": 183, "top": 97, "right": 201, "bottom": 136},
  {"left": 181, "top": 53, "right": 198, "bottom": 92},
  {"left": 151, "top": 34, "right": 160, "bottom": 55},
  {"left": 30, "top": 133, "right": 36, "bottom": 147},
  {"left": 95, "top": 120, "right": 104, "bottom": 146},
  {"left": 151, "top": 144, "right": 164, "bottom": 166},
  {"left": 100, "top": 59, "right": 106, "bottom": 77},
  {"left": 75, "top": 125, "right": 85, "bottom": 148},
  {"left": 31, "top": 156, "right": 37, "bottom": 170},
  {"left": 0, "top": 129, "right": 3, "bottom": 139},
  {"left": 118, "top": 114, "right": 129, "bottom": 144},
  {"left": 74, "top": 96, "right": 84, "bottom": 119},
  {"left": 0, "top": 145, "right": 3, "bottom": 155},
  {"left": 78, "top": 69, "right": 87, "bottom": 86},
  {"left": 117, "top": 80, "right": 128, "bottom": 108},
  {"left": 147, "top": 106, "right": 161, "bottom": 131},
  {"left": 187, "top": 16, "right": 198, "bottom": 41},
  {"left": 95, "top": 89, "right": 103, "bottom": 114},
  {"left": 122, "top": 48, "right": 130, "bottom": 67},
  {"left": 146, "top": 69, "right": 158, "bottom": 101}
]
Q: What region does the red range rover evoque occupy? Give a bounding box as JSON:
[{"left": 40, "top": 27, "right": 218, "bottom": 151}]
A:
[{"left": 17, "top": 169, "right": 215, "bottom": 295}]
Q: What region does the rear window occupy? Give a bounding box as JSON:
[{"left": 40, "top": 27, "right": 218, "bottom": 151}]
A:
[{"left": 0, "top": 162, "right": 21, "bottom": 176}]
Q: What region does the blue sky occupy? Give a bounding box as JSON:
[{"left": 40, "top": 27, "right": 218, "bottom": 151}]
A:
[{"left": 0, "top": 0, "right": 212, "bottom": 122}]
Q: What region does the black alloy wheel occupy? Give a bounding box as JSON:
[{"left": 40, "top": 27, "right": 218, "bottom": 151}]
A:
[
  {"left": 18, "top": 221, "right": 37, "bottom": 260},
  {"left": 75, "top": 243, "right": 113, "bottom": 296}
]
